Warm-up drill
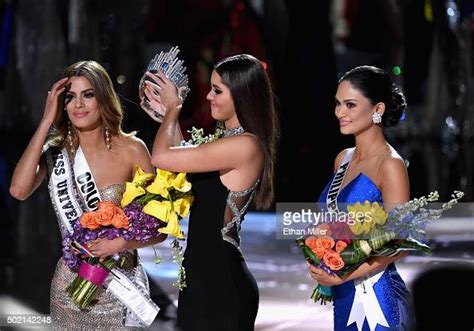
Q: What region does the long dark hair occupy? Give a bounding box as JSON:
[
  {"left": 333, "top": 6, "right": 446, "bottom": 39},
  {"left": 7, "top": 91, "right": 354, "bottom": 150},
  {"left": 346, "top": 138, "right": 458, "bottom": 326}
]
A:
[{"left": 215, "top": 54, "right": 279, "bottom": 209}]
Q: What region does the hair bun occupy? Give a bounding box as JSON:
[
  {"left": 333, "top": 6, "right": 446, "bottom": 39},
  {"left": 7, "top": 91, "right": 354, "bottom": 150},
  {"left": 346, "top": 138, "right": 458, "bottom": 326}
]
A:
[{"left": 383, "top": 86, "right": 407, "bottom": 127}]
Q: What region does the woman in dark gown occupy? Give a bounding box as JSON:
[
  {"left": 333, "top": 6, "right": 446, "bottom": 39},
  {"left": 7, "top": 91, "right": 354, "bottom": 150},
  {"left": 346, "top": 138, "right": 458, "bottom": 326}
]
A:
[
  {"left": 142, "top": 54, "right": 279, "bottom": 330},
  {"left": 309, "top": 66, "right": 414, "bottom": 330}
]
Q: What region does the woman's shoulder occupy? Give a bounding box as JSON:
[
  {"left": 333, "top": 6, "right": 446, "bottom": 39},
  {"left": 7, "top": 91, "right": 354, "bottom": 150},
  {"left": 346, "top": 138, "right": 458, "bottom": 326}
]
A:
[
  {"left": 218, "top": 133, "right": 262, "bottom": 155},
  {"left": 116, "top": 135, "right": 150, "bottom": 156},
  {"left": 378, "top": 148, "right": 408, "bottom": 179}
]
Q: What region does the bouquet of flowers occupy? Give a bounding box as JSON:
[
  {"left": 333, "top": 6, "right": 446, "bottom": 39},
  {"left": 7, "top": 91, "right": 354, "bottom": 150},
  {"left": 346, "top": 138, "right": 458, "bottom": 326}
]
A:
[
  {"left": 121, "top": 166, "right": 194, "bottom": 289},
  {"left": 297, "top": 190, "right": 464, "bottom": 304},
  {"left": 62, "top": 168, "right": 193, "bottom": 309},
  {"left": 63, "top": 201, "right": 149, "bottom": 309}
]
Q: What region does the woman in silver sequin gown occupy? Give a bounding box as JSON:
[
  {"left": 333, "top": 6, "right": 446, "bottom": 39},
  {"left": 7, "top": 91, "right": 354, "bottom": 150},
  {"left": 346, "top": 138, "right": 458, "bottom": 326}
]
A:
[
  {"left": 142, "top": 54, "right": 279, "bottom": 330},
  {"left": 10, "top": 61, "right": 164, "bottom": 329}
]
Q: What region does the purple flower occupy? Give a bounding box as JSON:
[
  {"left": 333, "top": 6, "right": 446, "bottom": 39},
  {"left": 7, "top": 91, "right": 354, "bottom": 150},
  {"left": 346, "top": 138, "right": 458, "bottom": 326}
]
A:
[{"left": 62, "top": 201, "right": 168, "bottom": 271}]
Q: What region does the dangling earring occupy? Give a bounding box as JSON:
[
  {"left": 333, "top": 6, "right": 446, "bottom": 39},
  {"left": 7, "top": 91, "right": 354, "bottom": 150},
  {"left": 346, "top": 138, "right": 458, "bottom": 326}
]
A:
[
  {"left": 105, "top": 126, "right": 112, "bottom": 150},
  {"left": 67, "top": 121, "right": 76, "bottom": 156},
  {"left": 372, "top": 112, "right": 382, "bottom": 124}
]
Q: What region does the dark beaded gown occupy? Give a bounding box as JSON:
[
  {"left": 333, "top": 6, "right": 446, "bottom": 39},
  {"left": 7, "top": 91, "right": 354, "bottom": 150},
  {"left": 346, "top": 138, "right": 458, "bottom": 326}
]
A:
[{"left": 177, "top": 171, "right": 259, "bottom": 331}]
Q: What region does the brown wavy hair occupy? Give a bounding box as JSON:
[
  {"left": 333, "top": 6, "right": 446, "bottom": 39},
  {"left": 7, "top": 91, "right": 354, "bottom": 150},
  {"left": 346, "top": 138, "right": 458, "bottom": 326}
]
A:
[
  {"left": 215, "top": 54, "right": 280, "bottom": 210},
  {"left": 49, "top": 60, "right": 128, "bottom": 151}
]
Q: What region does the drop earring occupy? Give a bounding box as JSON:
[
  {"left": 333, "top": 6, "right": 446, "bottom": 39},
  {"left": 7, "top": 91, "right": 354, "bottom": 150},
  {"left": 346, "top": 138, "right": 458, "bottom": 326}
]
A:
[
  {"left": 67, "top": 121, "right": 75, "bottom": 156},
  {"left": 105, "top": 126, "right": 112, "bottom": 150},
  {"left": 372, "top": 112, "right": 382, "bottom": 124}
]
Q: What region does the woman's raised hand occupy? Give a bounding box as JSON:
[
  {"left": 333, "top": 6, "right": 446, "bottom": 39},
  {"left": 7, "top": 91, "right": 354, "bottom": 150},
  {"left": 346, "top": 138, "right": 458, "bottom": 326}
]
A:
[
  {"left": 42, "top": 77, "right": 69, "bottom": 126},
  {"left": 140, "top": 73, "right": 167, "bottom": 122},
  {"left": 146, "top": 70, "right": 182, "bottom": 112}
]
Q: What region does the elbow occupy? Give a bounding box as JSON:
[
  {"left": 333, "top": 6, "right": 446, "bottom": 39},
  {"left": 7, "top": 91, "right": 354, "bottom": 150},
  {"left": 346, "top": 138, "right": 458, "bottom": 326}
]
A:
[
  {"left": 9, "top": 184, "right": 29, "bottom": 201},
  {"left": 151, "top": 153, "right": 167, "bottom": 170}
]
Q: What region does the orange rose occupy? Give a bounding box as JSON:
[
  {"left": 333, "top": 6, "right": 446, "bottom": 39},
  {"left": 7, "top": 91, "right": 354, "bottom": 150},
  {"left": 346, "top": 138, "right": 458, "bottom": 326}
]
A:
[
  {"left": 95, "top": 201, "right": 116, "bottom": 226},
  {"left": 80, "top": 212, "right": 100, "bottom": 230},
  {"left": 316, "top": 236, "right": 335, "bottom": 250},
  {"left": 305, "top": 236, "right": 318, "bottom": 250},
  {"left": 323, "top": 250, "right": 345, "bottom": 271},
  {"left": 111, "top": 210, "right": 129, "bottom": 229},
  {"left": 312, "top": 247, "right": 326, "bottom": 260},
  {"left": 335, "top": 240, "right": 348, "bottom": 253}
]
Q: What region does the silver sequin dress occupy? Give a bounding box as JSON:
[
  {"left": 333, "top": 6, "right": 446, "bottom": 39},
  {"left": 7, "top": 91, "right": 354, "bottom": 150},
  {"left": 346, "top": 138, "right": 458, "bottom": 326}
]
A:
[{"left": 50, "top": 184, "right": 145, "bottom": 330}]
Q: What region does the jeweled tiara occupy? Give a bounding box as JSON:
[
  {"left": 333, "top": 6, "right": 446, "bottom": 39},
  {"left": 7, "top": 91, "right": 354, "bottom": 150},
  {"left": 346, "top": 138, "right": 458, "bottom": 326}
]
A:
[{"left": 139, "top": 46, "right": 190, "bottom": 101}]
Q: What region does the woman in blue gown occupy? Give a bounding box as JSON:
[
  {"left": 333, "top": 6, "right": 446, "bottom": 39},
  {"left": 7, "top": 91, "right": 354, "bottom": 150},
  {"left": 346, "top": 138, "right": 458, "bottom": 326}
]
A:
[{"left": 309, "top": 66, "right": 414, "bottom": 330}]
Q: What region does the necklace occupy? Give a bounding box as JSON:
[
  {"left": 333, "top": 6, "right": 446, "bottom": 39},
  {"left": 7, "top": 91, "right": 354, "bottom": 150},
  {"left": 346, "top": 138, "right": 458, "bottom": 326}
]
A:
[{"left": 223, "top": 126, "right": 245, "bottom": 137}]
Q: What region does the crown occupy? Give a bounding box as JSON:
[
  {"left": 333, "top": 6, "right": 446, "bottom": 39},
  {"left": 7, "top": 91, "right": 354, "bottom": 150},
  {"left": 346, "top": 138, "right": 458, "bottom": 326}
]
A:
[{"left": 139, "top": 46, "right": 190, "bottom": 121}]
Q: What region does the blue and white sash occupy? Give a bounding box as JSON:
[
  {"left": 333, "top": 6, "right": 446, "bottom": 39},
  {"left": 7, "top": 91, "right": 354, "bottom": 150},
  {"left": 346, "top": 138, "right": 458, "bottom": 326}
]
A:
[
  {"left": 325, "top": 147, "right": 389, "bottom": 331},
  {"left": 44, "top": 144, "right": 159, "bottom": 327},
  {"left": 326, "top": 148, "right": 354, "bottom": 213}
]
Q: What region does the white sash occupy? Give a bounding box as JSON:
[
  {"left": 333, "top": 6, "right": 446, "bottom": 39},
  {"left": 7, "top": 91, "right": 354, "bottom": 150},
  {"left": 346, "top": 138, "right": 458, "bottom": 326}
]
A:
[
  {"left": 326, "top": 148, "right": 354, "bottom": 213},
  {"left": 45, "top": 145, "right": 84, "bottom": 234},
  {"left": 324, "top": 147, "right": 389, "bottom": 331},
  {"left": 347, "top": 270, "right": 389, "bottom": 331},
  {"left": 45, "top": 144, "right": 159, "bottom": 327},
  {"left": 73, "top": 147, "right": 101, "bottom": 212}
]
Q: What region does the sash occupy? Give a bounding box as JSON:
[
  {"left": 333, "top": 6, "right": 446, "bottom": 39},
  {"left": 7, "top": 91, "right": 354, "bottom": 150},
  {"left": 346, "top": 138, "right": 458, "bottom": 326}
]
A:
[
  {"left": 347, "top": 270, "right": 389, "bottom": 330},
  {"left": 44, "top": 144, "right": 84, "bottom": 235},
  {"left": 45, "top": 144, "right": 159, "bottom": 327},
  {"left": 73, "top": 147, "right": 101, "bottom": 212},
  {"left": 326, "top": 148, "right": 354, "bottom": 213},
  {"left": 324, "top": 148, "right": 390, "bottom": 331}
]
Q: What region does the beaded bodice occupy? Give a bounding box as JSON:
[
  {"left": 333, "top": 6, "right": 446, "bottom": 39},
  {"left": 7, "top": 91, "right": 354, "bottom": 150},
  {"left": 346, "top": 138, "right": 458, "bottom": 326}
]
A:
[{"left": 98, "top": 183, "right": 125, "bottom": 206}]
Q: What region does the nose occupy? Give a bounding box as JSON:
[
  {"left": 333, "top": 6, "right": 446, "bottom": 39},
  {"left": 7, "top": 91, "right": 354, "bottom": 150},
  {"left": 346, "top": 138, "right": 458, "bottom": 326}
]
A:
[
  {"left": 335, "top": 105, "right": 346, "bottom": 118},
  {"left": 206, "top": 90, "right": 213, "bottom": 101},
  {"left": 74, "top": 95, "right": 85, "bottom": 108}
]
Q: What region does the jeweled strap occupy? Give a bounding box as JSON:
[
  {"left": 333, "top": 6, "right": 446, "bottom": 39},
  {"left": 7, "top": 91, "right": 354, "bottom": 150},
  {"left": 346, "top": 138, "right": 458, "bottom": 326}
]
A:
[
  {"left": 221, "top": 179, "right": 260, "bottom": 248},
  {"left": 326, "top": 148, "right": 355, "bottom": 213},
  {"left": 223, "top": 126, "right": 245, "bottom": 137}
]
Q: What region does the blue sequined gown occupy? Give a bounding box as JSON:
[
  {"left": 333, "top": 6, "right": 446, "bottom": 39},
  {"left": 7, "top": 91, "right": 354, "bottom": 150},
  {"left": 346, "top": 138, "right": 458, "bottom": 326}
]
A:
[{"left": 319, "top": 173, "right": 414, "bottom": 331}]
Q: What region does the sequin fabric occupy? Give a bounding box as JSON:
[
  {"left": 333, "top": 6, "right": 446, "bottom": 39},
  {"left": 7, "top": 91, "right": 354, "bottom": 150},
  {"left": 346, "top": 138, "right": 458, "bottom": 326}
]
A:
[
  {"left": 50, "top": 184, "right": 143, "bottom": 330},
  {"left": 221, "top": 179, "right": 260, "bottom": 249}
]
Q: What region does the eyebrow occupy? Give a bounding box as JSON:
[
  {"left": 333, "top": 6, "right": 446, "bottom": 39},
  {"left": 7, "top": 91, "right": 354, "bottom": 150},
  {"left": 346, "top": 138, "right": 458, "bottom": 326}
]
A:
[
  {"left": 335, "top": 97, "right": 358, "bottom": 102},
  {"left": 66, "top": 88, "right": 94, "bottom": 95}
]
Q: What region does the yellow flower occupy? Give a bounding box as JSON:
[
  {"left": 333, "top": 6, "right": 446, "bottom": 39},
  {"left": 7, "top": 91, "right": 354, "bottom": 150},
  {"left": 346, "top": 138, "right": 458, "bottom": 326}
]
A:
[
  {"left": 121, "top": 182, "right": 146, "bottom": 208},
  {"left": 171, "top": 172, "right": 192, "bottom": 193},
  {"left": 174, "top": 196, "right": 194, "bottom": 218},
  {"left": 347, "top": 201, "right": 388, "bottom": 235},
  {"left": 120, "top": 166, "right": 155, "bottom": 208},
  {"left": 158, "top": 211, "right": 183, "bottom": 239},
  {"left": 147, "top": 175, "right": 170, "bottom": 197},
  {"left": 156, "top": 168, "right": 175, "bottom": 183},
  {"left": 143, "top": 200, "right": 172, "bottom": 222},
  {"left": 132, "top": 165, "right": 155, "bottom": 186}
]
